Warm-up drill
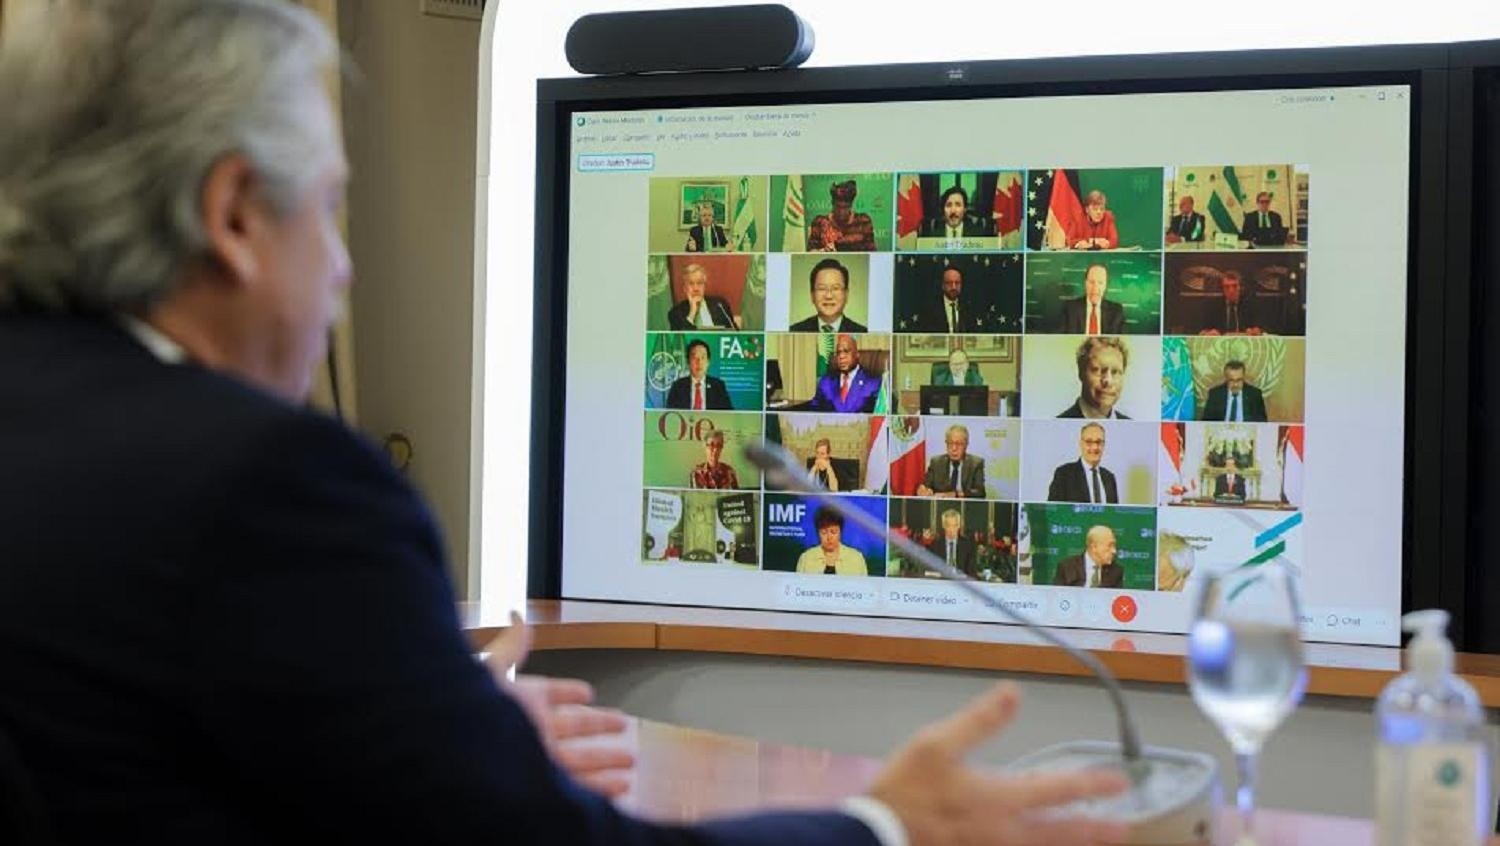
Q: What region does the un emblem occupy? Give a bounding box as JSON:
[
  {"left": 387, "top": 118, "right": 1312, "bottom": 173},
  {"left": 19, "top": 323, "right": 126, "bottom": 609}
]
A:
[{"left": 648, "top": 351, "right": 681, "bottom": 392}]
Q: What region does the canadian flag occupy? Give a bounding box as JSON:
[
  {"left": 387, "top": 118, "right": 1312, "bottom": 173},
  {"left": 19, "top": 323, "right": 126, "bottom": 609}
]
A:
[
  {"left": 1160, "top": 422, "right": 1186, "bottom": 502},
  {"left": 992, "top": 172, "right": 1023, "bottom": 238},
  {"left": 865, "top": 416, "right": 889, "bottom": 494},
  {"left": 888, "top": 417, "right": 926, "bottom": 496},
  {"left": 1282, "top": 426, "right": 1305, "bottom": 507},
  {"left": 896, "top": 175, "right": 924, "bottom": 239}
]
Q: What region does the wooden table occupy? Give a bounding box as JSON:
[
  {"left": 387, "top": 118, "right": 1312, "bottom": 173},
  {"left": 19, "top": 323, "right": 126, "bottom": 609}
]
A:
[
  {"left": 463, "top": 599, "right": 1500, "bottom": 707},
  {"left": 619, "top": 717, "right": 1450, "bottom": 844}
]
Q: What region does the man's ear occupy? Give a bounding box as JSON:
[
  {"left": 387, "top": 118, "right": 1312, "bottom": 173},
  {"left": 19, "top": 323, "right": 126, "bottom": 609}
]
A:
[{"left": 198, "top": 154, "right": 264, "bottom": 289}]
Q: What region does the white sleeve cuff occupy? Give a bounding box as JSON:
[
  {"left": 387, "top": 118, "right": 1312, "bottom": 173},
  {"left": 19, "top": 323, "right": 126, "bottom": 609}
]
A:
[{"left": 841, "top": 795, "right": 909, "bottom": 846}]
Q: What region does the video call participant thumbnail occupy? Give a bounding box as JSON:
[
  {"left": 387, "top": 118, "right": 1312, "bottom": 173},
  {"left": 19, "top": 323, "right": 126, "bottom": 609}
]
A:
[
  {"left": 1200, "top": 360, "right": 1267, "bottom": 423},
  {"left": 806, "top": 334, "right": 882, "bottom": 414},
  {"left": 1165, "top": 195, "right": 1205, "bottom": 244},
  {"left": 1058, "top": 264, "right": 1123, "bottom": 335},
  {"left": 685, "top": 201, "right": 729, "bottom": 252},
  {"left": 925, "top": 508, "right": 979, "bottom": 578},
  {"left": 795, "top": 506, "right": 869, "bottom": 576},
  {"left": 1067, "top": 190, "right": 1119, "bottom": 251},
  {"left": 1048, "top": 423, "right": 1118, "bottom": 505},
  {"left": 1052, "top": 525, "right": 1124, "bottom": 588},
  {"left": 920, "top": 186, "right": 996, "bottom": 240},
  {"left": 689, "top": 428, "right": 740, "bottom": 490},
  {"left": 1059, "top": 337, "right": 1130, "bottom": 420},
  {"left": 912, "top": 264, "right": 976, "bottom": 334},
  {"left": 807, "top": 438, "right": 855, "bottom": 491},
  {"left": 1240, "top": 191, "right": 1289, "bottom": 247},
  {"left": 1214, "top": 455, "right": 1248, "bottom": 501},
  {"left": 1199, "top": 271, "right": 1259, "bottom": 336},
  {"left": 916, "top": 423, "right": 986, "bottom": 498},
  {"left": 667, "top": 263, "right": 738, "bottom": 330},
  {"left": 932, "top": 348, "right": 983, "bottom": 386},
  {"left": 807, "top": 179, "right": 877, "bottom": 252},
  {"left": 666, "top": 339, "right": 733, "bottom": 410},
  {"left": 790, "top": 258, "right": 868, "bottom": 333}
]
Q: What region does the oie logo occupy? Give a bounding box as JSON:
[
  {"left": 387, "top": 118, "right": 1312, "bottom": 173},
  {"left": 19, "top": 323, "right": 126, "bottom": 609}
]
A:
[{"left": 647, "top": 351, "right": 681, "bottom": 392}]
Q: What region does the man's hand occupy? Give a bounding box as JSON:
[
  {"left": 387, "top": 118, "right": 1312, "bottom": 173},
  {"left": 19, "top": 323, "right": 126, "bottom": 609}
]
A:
[
  {"left": 485, "top": 613, "right": 635, "bottom": 797},
  {"left": 869, "top": 684, "right": 1129, "bottom": 846},
  {"left": 916, "top": 484, "right": 933, "bottom": 497}
]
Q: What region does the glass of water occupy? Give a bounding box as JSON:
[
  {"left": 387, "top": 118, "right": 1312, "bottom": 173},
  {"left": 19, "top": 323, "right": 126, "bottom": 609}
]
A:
[{"left": 1186, "top": 561, "right": 1306, "bottom": 843}]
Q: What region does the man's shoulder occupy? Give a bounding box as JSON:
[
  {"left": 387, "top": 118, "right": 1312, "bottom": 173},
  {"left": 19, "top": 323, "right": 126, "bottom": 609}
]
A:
[
  {"left": 787, "top": 315, "right": 819, "bottom": 332},
  {"left": 842, "top": 317, "right": 869, "bottom": 333}
]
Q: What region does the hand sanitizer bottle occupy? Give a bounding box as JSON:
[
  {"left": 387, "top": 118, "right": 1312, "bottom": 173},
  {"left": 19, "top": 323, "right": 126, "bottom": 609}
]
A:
[{"left": 1376, "top": 610, "right": 1491, "bottom": 845}]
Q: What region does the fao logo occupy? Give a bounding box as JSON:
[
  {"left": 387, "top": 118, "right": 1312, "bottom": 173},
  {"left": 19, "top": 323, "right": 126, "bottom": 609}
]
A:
[{"left": 647, "top": 351, "right": 681, "bottom": 392}]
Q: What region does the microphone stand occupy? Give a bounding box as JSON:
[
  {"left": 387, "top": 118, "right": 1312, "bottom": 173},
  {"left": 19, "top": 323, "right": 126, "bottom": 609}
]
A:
[{"left": 746, "top": 442, "right": 1145, "bottom": 772}]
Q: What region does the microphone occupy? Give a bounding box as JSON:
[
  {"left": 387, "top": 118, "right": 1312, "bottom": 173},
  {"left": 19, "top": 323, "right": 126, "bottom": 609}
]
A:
[{"left": 745, "top": 441, "right": 1220, "bottom": 839}]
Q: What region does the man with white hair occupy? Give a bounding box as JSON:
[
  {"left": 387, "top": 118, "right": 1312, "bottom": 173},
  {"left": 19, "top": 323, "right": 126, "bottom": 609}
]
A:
[{"left": 0, "top": 3, "right": 1124, "bottom": 845}]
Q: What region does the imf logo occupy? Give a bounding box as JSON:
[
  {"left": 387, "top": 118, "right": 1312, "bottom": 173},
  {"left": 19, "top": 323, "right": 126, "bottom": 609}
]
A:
[{"left": 647, "top": 351, "right": 682, "bottom": 392}]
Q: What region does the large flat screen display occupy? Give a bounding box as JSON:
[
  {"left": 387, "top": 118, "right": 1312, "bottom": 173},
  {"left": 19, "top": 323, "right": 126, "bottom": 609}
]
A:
[{"left": 556, "top": 84, "right": 1412, "bottom": 645}]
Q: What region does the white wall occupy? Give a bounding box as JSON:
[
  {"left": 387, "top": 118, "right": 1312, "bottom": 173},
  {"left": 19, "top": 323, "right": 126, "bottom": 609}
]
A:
[{"left": 341, "top": 0, "right": 480, "bottom": 592}]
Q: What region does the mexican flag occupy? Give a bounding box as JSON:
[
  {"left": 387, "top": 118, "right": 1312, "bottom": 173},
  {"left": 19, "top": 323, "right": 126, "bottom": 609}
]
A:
[
  {"left": 865, "top": 416, "right": 889, "bottom": 494},
  {"left": 731, "top": 175, "right": 758, "bottom": 251},
  {"left": 782, "top": 174, "right": 806, "bottom": 251},
  {"left": 888, "top": 416, "right": 926, "bottom": 496}
]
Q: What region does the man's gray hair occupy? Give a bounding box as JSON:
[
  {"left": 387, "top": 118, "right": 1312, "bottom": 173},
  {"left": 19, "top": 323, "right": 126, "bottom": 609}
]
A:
[{"left": 0, "top": 0, "right": 337, "bottom": 312}]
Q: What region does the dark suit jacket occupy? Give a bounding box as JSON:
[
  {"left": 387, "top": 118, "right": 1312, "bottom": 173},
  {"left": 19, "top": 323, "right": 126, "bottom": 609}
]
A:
[
  {"left": 925, "top": 535, "right": 979, "bottom": 578},
  {"left": 914, "top": 297, "right": 978, "bottom": 333},
  {"left": 921, "top": 454, "right": 985, "bottom": 498},
  {"left": 917, "top": 215, "right": 995, "bottom": 238},
  {"left": 787, "top": 315, "right": 868, "bottom": 334},
  {"left": 1057, "top": 399, "right": 1131, "bottom": 420},
  {"left": 685, "top": 223, "right": 728, "bottom": 251},
  {"left": 805, "top": 457, "right": 857, "bottom": 491},
  {"left": 1052, "top": 555, "right": 1124, "bottom": 588},
  {"left": 1047, "top": 461, "right": 1119, "bottom": 504},
  {"left": 1214, "top": 473, "right": 1248, "bottom": 499},
  {"left": 666, "top": 375, "right": 732, "bottom": 410},
  {"left": 0, "top": 315, "right": 875, "bottom": 846},
  {"left": 1239, "top": 210, "right": 1287, "bottom": 247},
  {"left": 666, "top": 296, "right": 736, "bottom": 331},
  {"left": 1202, "top": 295, "right": 1257, "bottom": 334},
  {"left": 805, "top": 366, "right": 881, "bottom": 414},
  {"left": 1200, "top": 383, "right": 1268, "bottom": 422},
  {"left": 1166, "top": 212, "right": 1205, "bottom": 242},
  {"left": 1058, "top": 298, "right": 1124, "bottom": 334}
]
